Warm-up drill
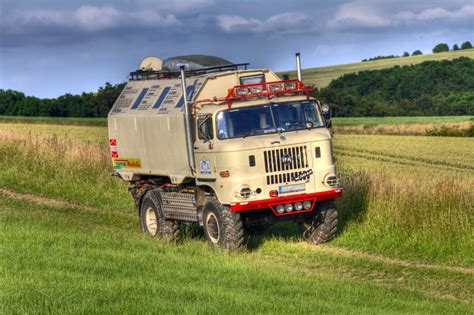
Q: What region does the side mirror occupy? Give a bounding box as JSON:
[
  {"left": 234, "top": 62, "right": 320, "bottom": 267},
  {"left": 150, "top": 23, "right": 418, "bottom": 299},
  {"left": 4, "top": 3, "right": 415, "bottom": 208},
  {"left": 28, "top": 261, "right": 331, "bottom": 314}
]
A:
[{"left": 320, "top": 103, "right": 332, "bottom": 128}]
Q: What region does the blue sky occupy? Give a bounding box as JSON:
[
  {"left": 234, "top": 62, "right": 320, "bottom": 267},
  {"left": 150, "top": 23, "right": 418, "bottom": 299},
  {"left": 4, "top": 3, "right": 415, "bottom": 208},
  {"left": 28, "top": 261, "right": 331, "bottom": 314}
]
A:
[{"left": 0, "top": 0, "right": 473, "bottom": 98}]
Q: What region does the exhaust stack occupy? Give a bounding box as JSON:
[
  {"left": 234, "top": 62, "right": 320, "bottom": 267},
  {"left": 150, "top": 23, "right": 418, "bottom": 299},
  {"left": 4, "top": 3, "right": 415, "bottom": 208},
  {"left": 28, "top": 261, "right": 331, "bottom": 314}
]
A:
[
  {"left": 296, "top": 52, "right": 302, "bottom": 81},
  {"left": 180, "top": 66, "right": 196, "bottom": 173}
]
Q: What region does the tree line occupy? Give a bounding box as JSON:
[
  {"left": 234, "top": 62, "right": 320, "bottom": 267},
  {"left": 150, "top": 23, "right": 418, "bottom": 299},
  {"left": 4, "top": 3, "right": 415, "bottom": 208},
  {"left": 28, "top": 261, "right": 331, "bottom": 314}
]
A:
[
  {"left": 316, "top": 57, "right": 474, "bottom": 117},
  {"left": 1, "top": 57, "right": 473, "bottom": 118},
  {"left": 0, "top": 82, "right": 125, "bottom": 118},
  {"left": 362, "top": 41, "right": 472, "bottom": 62}
]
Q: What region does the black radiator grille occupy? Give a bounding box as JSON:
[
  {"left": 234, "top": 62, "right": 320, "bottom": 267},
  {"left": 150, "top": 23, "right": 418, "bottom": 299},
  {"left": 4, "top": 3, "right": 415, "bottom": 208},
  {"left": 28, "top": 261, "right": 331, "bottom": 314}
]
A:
[{"left": 264, "top": 146, "right": 310, "bottom": 185}]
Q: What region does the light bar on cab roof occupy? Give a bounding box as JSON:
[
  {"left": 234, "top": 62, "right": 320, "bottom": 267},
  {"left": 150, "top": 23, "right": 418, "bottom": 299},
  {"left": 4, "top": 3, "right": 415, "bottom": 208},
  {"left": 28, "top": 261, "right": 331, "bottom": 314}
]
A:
[{"left": 225, "top": 79, "right": 315, "bottom": 109}]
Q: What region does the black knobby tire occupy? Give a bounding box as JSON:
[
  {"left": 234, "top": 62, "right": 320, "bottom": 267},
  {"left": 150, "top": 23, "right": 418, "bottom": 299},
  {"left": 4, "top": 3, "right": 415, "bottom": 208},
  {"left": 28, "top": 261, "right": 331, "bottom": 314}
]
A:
[
  {"left": 299, "top": 199, "right": 337, "bottom": 244},
  {"left": 140, "top": 190, "right": 180, "bottom": 241},
  {"left": 202, "top": 196, "right": 245, "bottom": 250}
]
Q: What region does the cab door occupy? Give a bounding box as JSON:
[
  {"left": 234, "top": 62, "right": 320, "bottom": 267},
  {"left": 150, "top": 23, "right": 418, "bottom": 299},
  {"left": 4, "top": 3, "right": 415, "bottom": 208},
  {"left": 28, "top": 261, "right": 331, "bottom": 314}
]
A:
[{"left": 194, "top": 114, "right": 217, "bottom": 182}]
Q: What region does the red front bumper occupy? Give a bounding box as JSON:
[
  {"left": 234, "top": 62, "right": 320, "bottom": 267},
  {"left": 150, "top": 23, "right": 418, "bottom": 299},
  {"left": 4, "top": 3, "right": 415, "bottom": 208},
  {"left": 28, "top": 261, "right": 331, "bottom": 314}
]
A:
[{"left": 230, "top": 188, "right": 343, "bottom": 216}]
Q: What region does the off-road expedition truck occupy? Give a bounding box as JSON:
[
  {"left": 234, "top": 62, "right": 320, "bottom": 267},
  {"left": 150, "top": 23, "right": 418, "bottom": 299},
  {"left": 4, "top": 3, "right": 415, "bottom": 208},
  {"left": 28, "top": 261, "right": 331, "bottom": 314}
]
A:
[{"left": 108, "top": 54, "right": 343, "bottom": 249}]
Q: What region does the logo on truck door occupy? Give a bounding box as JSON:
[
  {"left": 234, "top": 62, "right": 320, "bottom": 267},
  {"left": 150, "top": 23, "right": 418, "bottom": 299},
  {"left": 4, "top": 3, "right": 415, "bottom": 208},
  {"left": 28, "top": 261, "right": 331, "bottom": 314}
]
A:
[{"left": 199, "top": 159, "right": 212, "bottom": 175}]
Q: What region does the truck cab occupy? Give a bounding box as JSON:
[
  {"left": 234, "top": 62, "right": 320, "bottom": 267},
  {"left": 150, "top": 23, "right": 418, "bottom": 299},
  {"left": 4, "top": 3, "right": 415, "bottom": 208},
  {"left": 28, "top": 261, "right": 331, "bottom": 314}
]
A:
[{"left": 108, "top": 54, "right": 343, "bottom": 249}]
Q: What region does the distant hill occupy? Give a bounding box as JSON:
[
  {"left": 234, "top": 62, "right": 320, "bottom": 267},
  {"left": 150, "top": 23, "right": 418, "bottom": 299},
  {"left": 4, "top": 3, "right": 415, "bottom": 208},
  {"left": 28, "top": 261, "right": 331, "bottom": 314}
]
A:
[
  {"left": 316, "top": 57, "right": 474, "bottom": 117},
  {"left": 279, "top": 49, "right": 474, "bottom": 88}
]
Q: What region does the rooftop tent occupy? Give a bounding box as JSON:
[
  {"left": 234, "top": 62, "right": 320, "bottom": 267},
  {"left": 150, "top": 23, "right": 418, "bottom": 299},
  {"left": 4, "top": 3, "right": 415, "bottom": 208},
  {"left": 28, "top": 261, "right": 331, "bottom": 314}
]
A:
[{"left": 163, "top": 55, "right": 233, "bottom": 71}]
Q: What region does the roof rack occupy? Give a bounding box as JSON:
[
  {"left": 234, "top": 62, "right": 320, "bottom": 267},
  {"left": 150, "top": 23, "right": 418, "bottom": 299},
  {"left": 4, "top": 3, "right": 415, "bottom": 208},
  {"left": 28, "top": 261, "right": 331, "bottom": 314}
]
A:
[
  {"left": 129, "top": 63, "right": 250, "bottom": 81},
  {"left": 225, "top": 79, "right": 315, "bottom": 108}
]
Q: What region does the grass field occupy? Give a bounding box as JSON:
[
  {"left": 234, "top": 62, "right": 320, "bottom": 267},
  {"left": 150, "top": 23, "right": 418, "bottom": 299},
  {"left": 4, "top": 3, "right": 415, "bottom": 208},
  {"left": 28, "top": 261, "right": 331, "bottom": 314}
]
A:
[
  {"left": 332, "top": 116, "right": 473, "bottom": 126},
  {"left": 3, "top": 116, "right": 471, "bottom": 127},
  {"left": 279, "top": 49, "right": 474, "bottom": 87},
  {"left": 0, "top": 122, "right": 473, "bottom": 313},
  {"left": 0, "top": 115, "right": 107, "bottom": 127},
  {"left": 332, "top": 116, "right": 473, "bottom": 136}
]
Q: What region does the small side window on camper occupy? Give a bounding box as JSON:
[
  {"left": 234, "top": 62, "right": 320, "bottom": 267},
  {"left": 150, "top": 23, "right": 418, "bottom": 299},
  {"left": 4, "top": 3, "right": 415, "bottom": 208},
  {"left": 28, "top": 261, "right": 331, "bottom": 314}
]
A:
[
  {"left": 239, "top": 74, "right": 265, "bottom": 85},
  {"left": 198, "top": 115, "right": 214, "bottom": 140}
]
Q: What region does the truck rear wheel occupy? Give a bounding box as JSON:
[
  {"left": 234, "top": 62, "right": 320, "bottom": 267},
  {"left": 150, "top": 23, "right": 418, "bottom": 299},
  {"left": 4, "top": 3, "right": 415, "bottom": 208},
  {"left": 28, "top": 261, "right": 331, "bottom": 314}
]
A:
[
  {"left": 140, "top": 191, "right": 180, "bottom": 241},
  {"left": 299, "top": 199, "right": 337, "bottom": 244},
  {"left": 202, "top": 197, "right": 245, "bottom": 250}
]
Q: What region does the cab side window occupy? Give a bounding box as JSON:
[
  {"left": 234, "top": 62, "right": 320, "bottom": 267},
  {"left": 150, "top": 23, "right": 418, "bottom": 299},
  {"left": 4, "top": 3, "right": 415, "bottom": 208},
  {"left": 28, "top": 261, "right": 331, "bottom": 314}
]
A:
[{"left": 198, "top": 115, "right": 214, "bottom": 140}]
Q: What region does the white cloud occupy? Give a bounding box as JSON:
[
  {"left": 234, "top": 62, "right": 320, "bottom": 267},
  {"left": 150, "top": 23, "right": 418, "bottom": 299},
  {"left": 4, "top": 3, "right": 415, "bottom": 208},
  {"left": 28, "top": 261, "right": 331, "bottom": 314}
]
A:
[
  {"left": 217, "top": 15, "right": 262, "bottom": 32},
  {"left": 136, "top": 0, "right": 214, "bottom": 13},
  {"left": 217, "top": 12, "right": 312, "bottom": 34},
  {"left": 1, "top": 5, "right": 180, "bottom": 34},
  {"left": 329, "top": 2, "right": 474, "bottom": 30},
  {"left": 329, "top": 2, "right": 390, "bottom": 29},
  {"left": 74, "top": 6, "right": 121, "bottom": 31},
  {"left": 396, "top": 5, "right": 474, "bottom": 22}
]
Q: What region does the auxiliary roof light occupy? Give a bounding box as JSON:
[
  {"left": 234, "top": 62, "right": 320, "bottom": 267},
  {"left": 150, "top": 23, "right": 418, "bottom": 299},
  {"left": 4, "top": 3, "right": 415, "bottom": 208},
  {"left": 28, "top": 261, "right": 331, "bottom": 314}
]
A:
[
  {"left": 284, "top": 81, "right": 297, "bottom": 90},
  {"left": 249, "top": 85, "right": 264, "bottom": 94},
  {"left": 284, "top": 203, "right": 293, "bottom": 212},
  {"left": 235, "top": 87, "right": 250, "bottom": 96},
  {"left": 268, "top": 83, "right": 284, "bottom": 93}
]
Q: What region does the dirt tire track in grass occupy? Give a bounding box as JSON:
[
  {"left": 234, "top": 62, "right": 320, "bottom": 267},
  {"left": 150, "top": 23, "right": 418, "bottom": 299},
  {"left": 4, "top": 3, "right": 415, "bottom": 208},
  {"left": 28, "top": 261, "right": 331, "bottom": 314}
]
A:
[
  {"left": 1, "top": 187, "right": 472, "bottom": 276},
  {"left": 0, "top": 187, "right": 133, "bottom": 218},
  {"left": 311, "top": 244, "right": 473, "bottom": 275},
  {"left": 0, "top": 188, "right": 81, "bottom": 210},
  {"left": 334, "top": 148, "right": 472, "bottom": 173}
]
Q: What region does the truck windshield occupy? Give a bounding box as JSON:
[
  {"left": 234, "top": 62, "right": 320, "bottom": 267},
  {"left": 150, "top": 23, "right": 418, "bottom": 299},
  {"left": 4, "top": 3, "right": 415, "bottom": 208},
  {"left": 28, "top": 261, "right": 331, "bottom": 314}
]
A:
[{"left": 216, "top": 101, "right": 323, "bottom": 139}]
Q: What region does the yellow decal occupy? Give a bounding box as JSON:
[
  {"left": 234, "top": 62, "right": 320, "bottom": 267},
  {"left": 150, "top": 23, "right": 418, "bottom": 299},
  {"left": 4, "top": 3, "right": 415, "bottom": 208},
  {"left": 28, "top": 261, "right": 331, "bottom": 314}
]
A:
[{"left": 113, "top": 158, "right": 142, "bottom": 169}]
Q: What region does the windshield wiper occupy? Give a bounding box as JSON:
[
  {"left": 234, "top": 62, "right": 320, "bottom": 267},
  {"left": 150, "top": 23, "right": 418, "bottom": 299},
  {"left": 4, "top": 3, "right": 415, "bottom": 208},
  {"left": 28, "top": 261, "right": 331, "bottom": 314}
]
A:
[
  {"left": 268, "top": 103, "right": 280, "bottom": 136},
  {"left": 285, "top": 120, "right": 314, "bottom": 130},
  {"left": 242, "top": 129, "right": 258, "bottom": 138}
]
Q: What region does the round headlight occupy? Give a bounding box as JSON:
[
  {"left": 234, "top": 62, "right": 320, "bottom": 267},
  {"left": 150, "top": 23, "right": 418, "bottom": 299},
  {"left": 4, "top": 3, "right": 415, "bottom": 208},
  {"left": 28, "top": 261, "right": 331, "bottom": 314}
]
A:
[
  {"left": 303, "top": 201, "right": 312, "bottom": 210},
  {"left": 294, "top": 202, "right": 303, "bottom": 211},
  {"left": 324, "top": 175, "right": 338, "bottom": 188},
  {"left": 275, "top": 205, "right": 285, "bottom": 214},
  {"left": 284, "top": 204, "right": 293, "bottom": 212},
  {"left": 239, "top": 187, "right": 252, "bottom": 199}
]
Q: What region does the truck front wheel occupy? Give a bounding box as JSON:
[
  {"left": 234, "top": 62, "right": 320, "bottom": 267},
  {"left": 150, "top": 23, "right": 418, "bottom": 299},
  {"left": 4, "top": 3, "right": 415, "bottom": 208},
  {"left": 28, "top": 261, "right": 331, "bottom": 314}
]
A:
[
  {"left": 202, "top": 197, "right": 245, "bottom": 250},
  {"left": 298, "top": 199, "right": 337, "bottom": 244},
  {"left": 140, "top": 191, "right": 180, "bottom": 241}
]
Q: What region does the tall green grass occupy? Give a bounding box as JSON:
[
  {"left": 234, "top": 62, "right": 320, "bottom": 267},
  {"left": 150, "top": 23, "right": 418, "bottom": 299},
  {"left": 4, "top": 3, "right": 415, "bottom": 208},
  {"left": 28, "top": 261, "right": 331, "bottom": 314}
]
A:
[
  {"left": 1, "top": 124, "right": 473, "bottom": 312},
  {"left": 0, "top": 127, "right": 472, "bottom": 266},
  {"left": 2, "top": 196, "right": 471, "bottom": 314}
]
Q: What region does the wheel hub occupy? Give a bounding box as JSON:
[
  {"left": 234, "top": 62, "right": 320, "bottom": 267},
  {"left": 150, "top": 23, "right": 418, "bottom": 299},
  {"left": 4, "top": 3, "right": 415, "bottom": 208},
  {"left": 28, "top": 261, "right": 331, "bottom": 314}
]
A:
[
  {"left": 205, "top": 212, "right": 220, "bottom": 244},
  {"left": 145, "top": 207, "right": 158, "bottom": 236}
]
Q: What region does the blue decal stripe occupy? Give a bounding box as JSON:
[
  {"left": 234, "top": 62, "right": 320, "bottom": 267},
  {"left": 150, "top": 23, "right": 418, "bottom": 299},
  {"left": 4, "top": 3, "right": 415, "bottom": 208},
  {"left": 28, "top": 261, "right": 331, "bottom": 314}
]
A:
[
  {"left": 187, "top": 79, "right": 199, "bottom": 101},
  {"left": 176, "top": 85, "right": 195, "bottom": 108},
  {"left": 153, "top": 87, "right": 171, "bottom": 109},
  {"left": 130, "top": 88, "right": 149, "bottom": 109}
]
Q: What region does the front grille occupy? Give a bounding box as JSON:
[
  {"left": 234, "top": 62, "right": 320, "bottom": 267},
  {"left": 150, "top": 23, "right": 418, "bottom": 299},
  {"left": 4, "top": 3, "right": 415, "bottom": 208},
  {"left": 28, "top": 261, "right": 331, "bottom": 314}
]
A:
[{"left": 264, "top": 146, "right": 309, "bottom": 185}]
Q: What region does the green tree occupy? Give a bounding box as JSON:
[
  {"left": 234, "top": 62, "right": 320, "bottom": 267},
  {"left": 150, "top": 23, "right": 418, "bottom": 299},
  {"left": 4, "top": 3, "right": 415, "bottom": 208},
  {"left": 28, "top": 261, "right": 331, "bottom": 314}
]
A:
[
  {"left": 412, "top": 50, "right": 423, "bottom": 56},
  {"left": 461, "top": 41, "right": 473, "bottom": 49},
  {"left": 432, "top": 43, "right": 449, "bottom": 53},
  {"left": 453, "top": 44, "right": 460, "bottom": 51},
  {"left": 403, "top": 52, "right": 410, "bottom": 57},
  {"left": 317, "top": 57, "right": 474, "bottom": 117}
]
